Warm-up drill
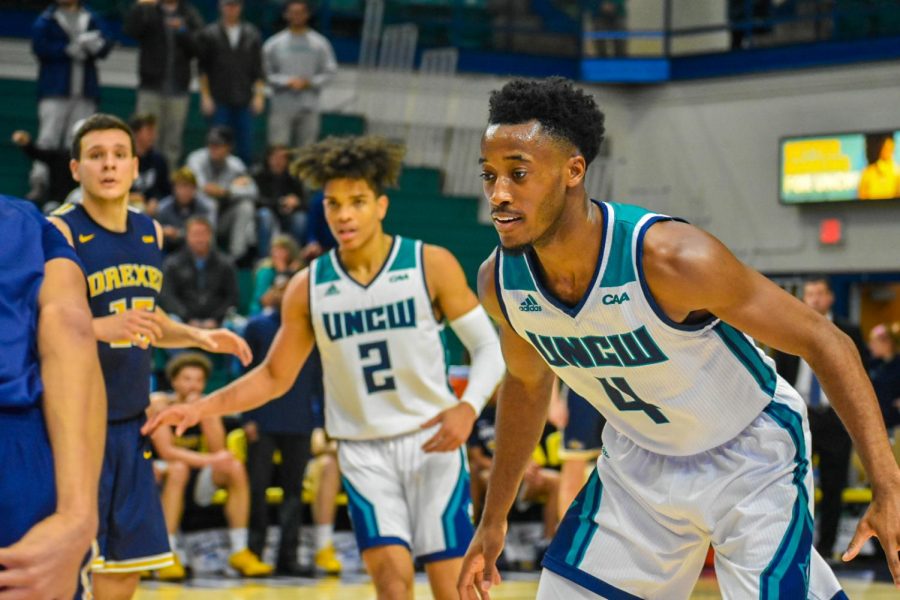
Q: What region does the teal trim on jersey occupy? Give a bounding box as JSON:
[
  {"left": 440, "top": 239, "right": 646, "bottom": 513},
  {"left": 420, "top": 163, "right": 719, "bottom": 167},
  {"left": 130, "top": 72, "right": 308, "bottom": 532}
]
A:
[
  {"left": 315, "top": 253, "right": 341, "bottom": 285},
  {"left": 388, "top": 236, "right": 417, "bottom": 272},
  {"left": 342, "top": 476, "right": 380, "bottom": 540},
  {"left": 501, "top": 253, "right": 537, "bottom": 291},
  {"left": 441, "top": 449, "right": 469, "bottom": 550},
  {"left": 713, "top": 323, "right": 777, "bottom": 397},
  {"left": 565, "top": 468, "right": 603, "bottom": 568},
  {"left": 599, "top": 202, "right": 652, "bottom": 288},
  {"left": 760, "top": 402, "right": 813, "bottom": 599}
]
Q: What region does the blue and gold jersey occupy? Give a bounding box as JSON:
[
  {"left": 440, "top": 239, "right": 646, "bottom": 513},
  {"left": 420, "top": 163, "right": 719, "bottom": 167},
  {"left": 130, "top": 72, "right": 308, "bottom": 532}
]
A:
[
  {"left": 55, "top": 203, "right": 163, "bottom": 421},
  {"left": 0, "top": 197, "right": 80, "bottom": 410}
]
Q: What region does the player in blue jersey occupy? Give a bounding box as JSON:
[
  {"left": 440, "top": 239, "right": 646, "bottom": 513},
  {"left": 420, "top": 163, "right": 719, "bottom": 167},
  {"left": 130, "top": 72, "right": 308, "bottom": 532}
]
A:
[
  {"left": 458, "top": 78, "right": 900, "bottom": 599},
  {"left": 0, "top": 198, "right": 106, "bottom": 599},
  {"left": 49, "top": 114, "right": 256, "bottom": 599}
]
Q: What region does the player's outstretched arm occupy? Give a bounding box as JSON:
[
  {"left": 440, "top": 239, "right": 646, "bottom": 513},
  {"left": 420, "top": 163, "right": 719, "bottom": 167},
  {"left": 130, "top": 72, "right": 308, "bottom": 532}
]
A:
[
  {"left": 0, "top": 257, "right": 107, "bottom": 599},
  {"left": 142, "top": 269, "right": 316, "bottom": 437},
  {"left": 420, "top": 245, "right": 505, "bottom": 453},
  {"left": 642, "top": 220, "right": 900, "bottom": 587},
  {"left": 458, "top": 253, "right": 556, "bottom": 600},
  {"left": 151, "top": 306, "right": 252, "bottom": 366}
]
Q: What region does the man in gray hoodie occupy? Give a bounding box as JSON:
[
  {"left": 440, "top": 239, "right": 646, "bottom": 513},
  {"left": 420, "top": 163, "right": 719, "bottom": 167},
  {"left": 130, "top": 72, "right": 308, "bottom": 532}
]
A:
[{"left": 263, "top": 0, "right": 337, "bottom": 149}]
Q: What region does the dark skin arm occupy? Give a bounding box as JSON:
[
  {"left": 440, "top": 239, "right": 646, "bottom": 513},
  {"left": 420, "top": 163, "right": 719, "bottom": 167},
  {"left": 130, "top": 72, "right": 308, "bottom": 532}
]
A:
[
  {"left": 458, "top": 254, "right": 556, "bottom": 600},
  {"left": 642, "top": 220, "right": 900, "bottom": 585}
]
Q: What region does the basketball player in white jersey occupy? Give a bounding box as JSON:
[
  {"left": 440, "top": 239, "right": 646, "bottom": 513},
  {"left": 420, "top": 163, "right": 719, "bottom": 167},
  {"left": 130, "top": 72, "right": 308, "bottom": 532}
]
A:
[
  {"left": 144, "top": 135, "right": 505, "bottom": 599},
  {"left": 457, "top": 78, "right": 900, "bottom": 599}
]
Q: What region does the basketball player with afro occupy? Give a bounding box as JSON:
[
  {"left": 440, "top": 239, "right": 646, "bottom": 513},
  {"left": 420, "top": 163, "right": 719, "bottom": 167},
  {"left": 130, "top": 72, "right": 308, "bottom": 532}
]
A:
[{"left": 145, "top": 135, "right": 506, "bottom": 599}]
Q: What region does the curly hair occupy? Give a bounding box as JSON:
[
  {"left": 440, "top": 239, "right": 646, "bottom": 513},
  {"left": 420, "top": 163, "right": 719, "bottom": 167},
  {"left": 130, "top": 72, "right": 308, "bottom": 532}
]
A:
[
  {"left": 291, "top": 135, "right": 405, "bottom": 194},
  {"left": 165, "top": 352, "right": 212, "bottom": 383},
  {"left": 487, "top": 77, "right": 605, "bottom": 165}
]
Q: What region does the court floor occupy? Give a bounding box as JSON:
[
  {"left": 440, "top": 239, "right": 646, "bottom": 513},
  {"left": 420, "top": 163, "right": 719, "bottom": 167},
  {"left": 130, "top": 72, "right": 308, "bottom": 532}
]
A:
[{"left": 135, "top": 572, "right": 900, "bottom": 599}]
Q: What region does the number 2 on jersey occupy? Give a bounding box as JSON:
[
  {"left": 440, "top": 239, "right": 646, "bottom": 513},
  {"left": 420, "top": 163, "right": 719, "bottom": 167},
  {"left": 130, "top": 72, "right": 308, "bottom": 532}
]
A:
[{"left": 359, "top": 340, "right": 397, "bottom": 393}]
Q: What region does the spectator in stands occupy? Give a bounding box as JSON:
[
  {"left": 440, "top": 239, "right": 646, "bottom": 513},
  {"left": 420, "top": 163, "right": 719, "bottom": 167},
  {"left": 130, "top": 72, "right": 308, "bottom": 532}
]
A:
[
  {"left": 196, "top": 0, "right": 265, "bottom": 164},
  {"left": 242, "top": 280, "right": 340, "bottom": 576},
  {"left": 186, "top": 126, "right": 260, "bottom": 263},
  {"left": 263, "top": 0, "right": 337, "bottom": 149},
  {"left": 858, "top": 133, "right": 899, "bottom": 200},
  {"left": 772, "top": 277, "right": 870, "bottom": 561},
  {"left": 253, "top": 145, "right": 308, "bottom": 248},
  {"left": 11, "top": 129, "right": 77, "bottom": 211},
  {"left": 148, "top": 353, "right": 273, "bottom": 580},
  {"left": 249, "top": 234, "right": 302, "bottom": 316},
  {"left": 30, "top": 0, "right": 113, "bottom": 201},
  {"left": 160, "top": 217, "right": 239, "bottom": 328},
  {"left": 869, "top": 322, "right": 900, "bottom": 431},
  {"left": 469, "top": 395, "right": 560, "bottom": 555},
  {"left": 123, "top": 0, "right": 204, "bottom": 170},
  {"left": 583, "top": 0, "right": 626, "bottom": 57},
  {"left": 298, "top": 190, "right": 336, "bottom": 262},
  {"left": 129, "top": 113, "right": 171, "bottom": 216},
  {"left": 307, "top": 426, "right": 343, "bottom": 575},
  {"left": 156, "top": 167, "right": 217, "bottom": 253}
]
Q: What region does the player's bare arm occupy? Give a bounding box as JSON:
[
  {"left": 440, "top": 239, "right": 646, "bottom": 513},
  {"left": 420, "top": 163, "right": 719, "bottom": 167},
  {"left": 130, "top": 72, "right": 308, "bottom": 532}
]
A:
[
  {"left": 142, "top": 269, "right": 316, "bottom": 437},
  {"left": 420, "top": 245, "right": 504, "bottom": 453},
  {"left": 458, "top": 254, "right": 556, "bottom": 600},
  {"left": 643, "top": 220, "right": 900, "bottom": 585},
  {"left": 0, "top": 257, "right": 107, "bottom": 598}
]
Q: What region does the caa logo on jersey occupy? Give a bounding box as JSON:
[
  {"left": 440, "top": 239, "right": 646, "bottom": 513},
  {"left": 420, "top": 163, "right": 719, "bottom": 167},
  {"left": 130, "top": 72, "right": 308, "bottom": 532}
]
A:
[{"left": 602, "top": 292, "right": 630, "bottom": 305}]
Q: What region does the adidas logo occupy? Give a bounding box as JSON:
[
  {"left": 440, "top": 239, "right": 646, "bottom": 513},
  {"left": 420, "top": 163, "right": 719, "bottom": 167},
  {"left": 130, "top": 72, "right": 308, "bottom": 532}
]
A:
[
  {"left": 325, "top": 284, "right": 340, "bottom": 297},
  {"left": 518, "top": 295, "right": 542, "bottom": 312}
]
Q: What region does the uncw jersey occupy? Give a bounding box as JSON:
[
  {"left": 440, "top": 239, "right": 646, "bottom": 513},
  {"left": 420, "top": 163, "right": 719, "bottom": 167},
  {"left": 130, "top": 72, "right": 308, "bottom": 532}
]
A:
[
  {"left": 309, "top": 236, "right": 457, "bottom": 440},
  {"left": 496, "top": 201, "right": 778, "bottom": 456}
]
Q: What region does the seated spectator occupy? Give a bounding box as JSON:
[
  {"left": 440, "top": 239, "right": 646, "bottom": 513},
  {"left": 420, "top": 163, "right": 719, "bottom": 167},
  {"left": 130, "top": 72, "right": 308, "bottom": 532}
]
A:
[
  {"left": 11, "top": 129, "right": 77, "bottom": 212},
  {"left": 468, "top": 396, "right": 560, "bottom": 552},
  {"left": 307, "top": 427, "right": 342, "bottom": 575},
  {"left": 249, "top": 235, "right": 302, "bottom": 315},
  {"left": 869, "top": 322, "right": 900, "bottom": 430},
  {"left": 299, "top": 190, "right": 335, "bottom": 262},
  {"left": 242, "top": 280, "right": 340, "bottom": 575},
  {"left": 160, "top": 217, "right": 239, "bottom": 328},
  {"left": 148, "top": 353, "right": 273, "bottom": 580},
  {"left": 129, "top": 113, "right": 171, "bottom": 216},
  {"left": 186, "top": 126, "right": 260, "bottom": 263},
  {"left": 253, "top": 144, "right": 308, "bottom": 247},
  {"left": 157, "top": 167, "right": 217, "bottom": 253}
]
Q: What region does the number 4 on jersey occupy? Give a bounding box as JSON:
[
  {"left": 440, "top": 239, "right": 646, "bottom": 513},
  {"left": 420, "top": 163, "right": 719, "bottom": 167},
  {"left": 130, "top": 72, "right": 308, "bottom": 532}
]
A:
[{"left": 597, "top": 377, "right": 669, "bottom": 424}]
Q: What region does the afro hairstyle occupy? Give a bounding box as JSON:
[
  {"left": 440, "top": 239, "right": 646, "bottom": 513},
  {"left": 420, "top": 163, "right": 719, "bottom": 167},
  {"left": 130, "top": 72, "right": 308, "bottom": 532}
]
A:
[
  {"left": 291, "top": 135, "right": 405, "bottom": 194},
  {"left": 487, "top": 77, "right": 605, "bottom": 165}
]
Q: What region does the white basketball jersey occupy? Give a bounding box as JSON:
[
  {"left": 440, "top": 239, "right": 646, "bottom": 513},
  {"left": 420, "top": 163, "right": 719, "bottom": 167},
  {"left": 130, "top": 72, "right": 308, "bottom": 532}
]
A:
[
  {"left": 309, "top": 236, "right": 458, "bottom": 440},
  {"left": 497, "top": 201, "right": 778, "bottom": 456}
]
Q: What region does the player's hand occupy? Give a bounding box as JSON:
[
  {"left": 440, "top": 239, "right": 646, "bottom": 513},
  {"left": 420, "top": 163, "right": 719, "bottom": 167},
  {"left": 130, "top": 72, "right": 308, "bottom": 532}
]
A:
[
  {"left": 842, "top": 477, "right": 900, "bottom": 587},
  {"left": 457, "top": 521, "right": 506, "bottom": 600},
  {"left": 94, "top": 309, "right": 163, "bottom": 348},
  {"left": 420, "top": 402, "right": 477, "bottom": 453},
  {"left": 0, "top": 512, "right": 94, "bottom": 600},
  {"left": 141, "top": 402, "right": 202, "bottom": 437},
  {"left": 194, "top": 328, "right": 253, "bottom": 366}
]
